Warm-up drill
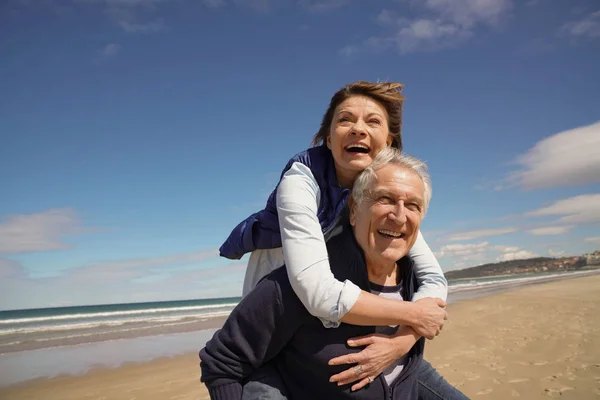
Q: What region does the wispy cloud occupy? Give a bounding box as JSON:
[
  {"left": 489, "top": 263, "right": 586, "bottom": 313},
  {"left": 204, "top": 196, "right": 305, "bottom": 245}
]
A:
[
  {"left": 202, "top": 0, "right": 227, "bottom": 8},
  {"left": 99, "top": 43, "right": 122, "bottom": 57},
  {"left": 505, "top": 121, "right": 600, "bottom": 190},
  {"left": 548, "top": 249, "right": 565, "bottom": 257},
  {"left": 436, "top": 241, "right": 490, "bottom": 258},
  {"left": 118, "top": 20, "right": 165, "bottom": 33},
  {"left": 0, "top": 258, "right": 27, "bottom": 279},
  {"left": 526, "top": 225, "right": 574, "bottom": 236},
  {"left": 233, "top": 0, "right": 272, "bottom": 13},
  {"left": 561, "top": 10, "right": 600, "bottom": 38},
  {"left": 0, "top": 253, "right": 243, "bottom": 309},
  {"left": 496, "top": 249, "right": 539, "bottom": 262},
  {"left": 447, "top": 227, "right": 518, "bottom": 242},
  {"left": 585, "top": 236, "right": 600, "bottom": 244},
  {"left": 343, "top": 0, "right": 512, "bottom": 55},
  {"left": 298, "top": 0, "right": 350, "bottom": 13},
  {"left": 436, "top": 241, "right": 539, "bottom": 269},
  {"left": 66, "top": 249, "right": 219, "bottom": 281},
  {"left": 525, "top": 193, "right": 600, "bottom": 224},
  {"left": 0, "top": 209, "right": 91, "bottom": 255}
]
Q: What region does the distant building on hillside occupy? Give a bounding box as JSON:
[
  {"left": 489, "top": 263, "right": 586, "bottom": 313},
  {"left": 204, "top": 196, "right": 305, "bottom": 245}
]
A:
[{"left": 584, "top": 250, "right": 600, "bottom": 265}]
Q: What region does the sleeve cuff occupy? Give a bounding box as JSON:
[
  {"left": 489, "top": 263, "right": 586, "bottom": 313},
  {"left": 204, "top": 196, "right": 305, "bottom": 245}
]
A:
[
  {"left": 411, "top": 284, "right": 448, "bottom": 302},
  {"left": 207, "top": 382, "right": 243, "bottom": 400},
  {"left": 317, "top": 279, "right": 362, "bottom": 328}
]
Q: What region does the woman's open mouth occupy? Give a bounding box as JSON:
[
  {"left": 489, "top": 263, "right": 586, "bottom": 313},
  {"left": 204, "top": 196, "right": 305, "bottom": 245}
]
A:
[{"left": 344, "top": 143, "right": 370, "bottom": 155}]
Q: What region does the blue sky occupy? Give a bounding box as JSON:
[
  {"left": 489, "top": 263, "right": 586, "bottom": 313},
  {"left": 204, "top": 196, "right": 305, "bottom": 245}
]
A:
[{"left": 1, "top": 0, "right": 599, "bottom": 310}]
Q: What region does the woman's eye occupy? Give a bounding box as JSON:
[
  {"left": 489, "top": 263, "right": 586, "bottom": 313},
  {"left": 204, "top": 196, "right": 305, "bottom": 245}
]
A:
[{"left": 369, "top": 119, "right": 381, "bottom": 125}]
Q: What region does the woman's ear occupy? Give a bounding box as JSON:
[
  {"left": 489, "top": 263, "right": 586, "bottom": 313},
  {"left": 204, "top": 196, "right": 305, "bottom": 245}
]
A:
[{"left": 326, "top": 135, "right": 332, "bottom": 150}]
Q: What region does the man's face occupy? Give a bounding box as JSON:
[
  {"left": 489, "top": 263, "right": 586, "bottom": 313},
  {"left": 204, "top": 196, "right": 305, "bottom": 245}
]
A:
[{"left": 350, "top": 164, "right": 425, "bottom": 265}]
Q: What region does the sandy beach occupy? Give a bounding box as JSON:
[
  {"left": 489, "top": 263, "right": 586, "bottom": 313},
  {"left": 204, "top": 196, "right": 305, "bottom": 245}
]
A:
[{"left": 2, "top": 274, "right": 599, "bottom": 399}]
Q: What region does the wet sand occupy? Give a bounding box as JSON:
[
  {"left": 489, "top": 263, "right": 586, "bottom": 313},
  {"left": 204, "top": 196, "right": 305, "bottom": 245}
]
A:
[{"left": 1, "top": 275, "right": 599, "bottom": 399}]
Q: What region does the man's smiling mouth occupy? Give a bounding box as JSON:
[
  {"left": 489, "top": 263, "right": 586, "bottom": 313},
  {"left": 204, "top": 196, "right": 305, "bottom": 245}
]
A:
[{"left": 377, "top": 229, "right": 404, "bottom": 239}]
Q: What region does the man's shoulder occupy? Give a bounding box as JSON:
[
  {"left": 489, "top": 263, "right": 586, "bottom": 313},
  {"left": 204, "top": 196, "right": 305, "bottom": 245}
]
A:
[{"left": 256, "top": 266, "right": 304, "bottom": 308}]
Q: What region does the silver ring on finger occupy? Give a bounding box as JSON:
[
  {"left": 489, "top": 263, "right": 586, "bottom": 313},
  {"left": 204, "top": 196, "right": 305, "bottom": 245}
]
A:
[
  {"left": 367, "top": 376, "right": 374, "bottom": 383},
  {"left": 353, "top": 365, "right": 364, "bottom": 376}
]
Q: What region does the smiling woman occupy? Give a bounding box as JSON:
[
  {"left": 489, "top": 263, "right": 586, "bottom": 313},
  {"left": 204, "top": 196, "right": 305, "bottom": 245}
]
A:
[
  {"left": 213, "top": 81, "right": 465, "bottom": 398},
  {"left": 325, "top": 95, "right": 392, "bottom": 188}
]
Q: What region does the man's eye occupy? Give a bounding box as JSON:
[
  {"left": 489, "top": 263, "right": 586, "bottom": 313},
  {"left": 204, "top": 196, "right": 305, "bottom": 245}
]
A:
[
  {"left": 379, "top": 196, "right": 394, "bottom": 204},
  {"left": 407, "top": 203, "right": 421, "bottom": 211}
]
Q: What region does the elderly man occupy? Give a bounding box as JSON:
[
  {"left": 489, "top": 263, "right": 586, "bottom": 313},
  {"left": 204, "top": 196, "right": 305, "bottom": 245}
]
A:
[{"left": 200, "top": 148, "right": 458, "bottom": 399}]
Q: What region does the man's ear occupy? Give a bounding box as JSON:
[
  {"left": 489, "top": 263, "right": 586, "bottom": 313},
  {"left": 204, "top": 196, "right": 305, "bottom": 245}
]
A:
[{"left": 348, "top": 196, "right": 357, "bottom": 226}]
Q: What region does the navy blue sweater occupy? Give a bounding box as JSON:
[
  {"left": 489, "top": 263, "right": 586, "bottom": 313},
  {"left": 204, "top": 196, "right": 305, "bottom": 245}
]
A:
[
  {"left": 219, "top": 145, "right": 349, "bottom": 260},
  {"left": 200, "top": 216, "right": 425, "bottom": 399}
]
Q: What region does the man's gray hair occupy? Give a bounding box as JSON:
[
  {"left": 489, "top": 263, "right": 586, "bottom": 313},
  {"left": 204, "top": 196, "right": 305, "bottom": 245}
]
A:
[{"left": 352, "top": 147, "right": 432, "bottom": 215}]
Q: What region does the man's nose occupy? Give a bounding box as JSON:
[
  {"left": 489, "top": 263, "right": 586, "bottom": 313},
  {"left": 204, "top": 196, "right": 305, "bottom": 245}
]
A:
[{"left": 388, "top": 202, "right": 407, "bottom": 224}]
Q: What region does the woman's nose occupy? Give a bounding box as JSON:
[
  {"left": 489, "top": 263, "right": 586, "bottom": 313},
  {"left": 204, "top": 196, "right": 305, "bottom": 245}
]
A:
[{"left": 351, "top": 119, "right": 368, "bottom": 136}]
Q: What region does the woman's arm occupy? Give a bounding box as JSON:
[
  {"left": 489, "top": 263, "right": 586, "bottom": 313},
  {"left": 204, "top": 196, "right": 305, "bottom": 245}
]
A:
[
  {"left": 277, "top": 163, "right": 446, "bottom": 332},
  {"left": 277, "top": 162, "right": 361, "bottom": 327},
  {"left": 409, "top": 232, "right": 448, "bottom": 301},
  {"left": 200, "top": 269, "right": 303, "bottom": 399}
]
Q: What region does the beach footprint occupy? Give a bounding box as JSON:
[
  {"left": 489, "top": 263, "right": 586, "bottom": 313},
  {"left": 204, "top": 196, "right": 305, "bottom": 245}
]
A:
[
  {"left": 544, "top": 386, "right": 575, "bottom": 398},
  {"left": 508, "top": 378, "right": 530, "bottom": 384},
  {"left": 465, "top": 371, "right": 480, "bottom": 381}
]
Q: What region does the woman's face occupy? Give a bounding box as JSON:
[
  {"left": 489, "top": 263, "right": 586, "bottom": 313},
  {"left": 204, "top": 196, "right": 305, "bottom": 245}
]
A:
[{"left": 327, "top": 95, "right": 392, "bottom": 188}]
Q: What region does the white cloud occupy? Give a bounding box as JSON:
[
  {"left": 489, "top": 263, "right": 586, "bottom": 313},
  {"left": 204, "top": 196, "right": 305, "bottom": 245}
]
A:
[
  {"left": 298, "top": 0, "right": 349, "bottom": 13},
  {"left": 525, "top": 193, "right": 600, "bottom": 224},
  {"left": 99, "top": 43, "right": 122, "bottom": 57},
  {"left": 420, "top": 0, "right": 511, "bottom": 27},
  {"left": 233, "top": 0, "right": 272, "bottom": 12},
  {"left": 0, "top": 209, "right": 89, "bottom": 254},
  {"left": 585, "top": 236, "right": 600, "bottom": 244},
  {"left": 561, "top": 10, "right": 600, "bottom": 38},
  {"left": 67, "top": 248, "right": 219, "bottom": 280},
  {"left": 548, "top": 249, "right": 565, "bottom": 257},
  {"left": 507, "top": 121, "right": 600, "bottom": 190},
  {"left": 347, "top": 0, "right": 512, "bottom": 55},
  {"left": 0, "top": 258, "right": 26, "bottom": 279},
  {"left": 339, "top": 45, "right": 359, "bottom": 56},
  {"left": 437, "top": 241, "right": 489, "bottom": 257},
  {"left": 202, "top": 0, "right": 226, "bottom": 7},
  {"left": 118, "top": 20, "right": 164, "bottom": 33},
  {"left": 526, "top": 225, "right": 574, "bottom": 236},
  {"left": 497, "top": 249, "right": 539, "bottom": 262},
  {"left": 0, "top": 255, "right": 244, "bottom": 310},
  {"left": 447, "top": 227, "right": 518, "bottom": 241},
  {"left": 437, "top": 240, "right": 539, "bottom": 270}
]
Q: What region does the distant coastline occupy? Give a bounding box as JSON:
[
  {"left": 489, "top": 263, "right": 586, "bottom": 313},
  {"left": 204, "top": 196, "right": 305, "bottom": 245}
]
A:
[{"left": 445, "top": 250, "right": 600, "bottom": 281}]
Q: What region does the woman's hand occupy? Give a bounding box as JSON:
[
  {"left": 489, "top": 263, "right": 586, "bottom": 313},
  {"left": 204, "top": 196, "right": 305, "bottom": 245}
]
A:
[
  {"left": 411, "top": 297, "right": 447, "bottom": 339},
  {"left": 328, "top": 327, "right": 419, "bottom": 391}
]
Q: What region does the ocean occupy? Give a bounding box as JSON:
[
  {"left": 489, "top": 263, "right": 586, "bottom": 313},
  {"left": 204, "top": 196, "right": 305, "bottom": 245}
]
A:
[
  {"left": 0, "top": 297, "right": 241, "bottom": 355},
  {"left": 1, "top": 269, "right": 598, "bottom": 386}
]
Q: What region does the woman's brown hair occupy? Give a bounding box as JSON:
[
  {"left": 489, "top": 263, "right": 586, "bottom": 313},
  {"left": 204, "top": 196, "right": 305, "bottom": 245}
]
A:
[{"left": 311, "top": 81, "right": 404, "bottom": 150}]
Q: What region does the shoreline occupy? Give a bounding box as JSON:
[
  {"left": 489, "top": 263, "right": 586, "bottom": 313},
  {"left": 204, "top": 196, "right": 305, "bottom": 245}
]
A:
[
  {"left": 1, "top": 274, "right": 599, "bottom": 399},
  {"left": 0, "top": 315, "right": 228, "bottom": 355}
]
